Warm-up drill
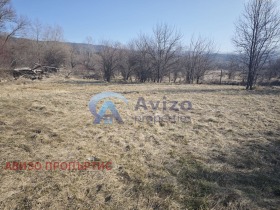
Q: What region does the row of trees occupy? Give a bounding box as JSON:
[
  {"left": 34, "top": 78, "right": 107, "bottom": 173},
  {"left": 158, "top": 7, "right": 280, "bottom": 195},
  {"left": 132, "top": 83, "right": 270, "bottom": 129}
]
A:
[
  {"left": 1, "top": 0, "right": 280, "bottom": 88},
  {"left": 1, "top": 16, "right": 217, "bottom": 83},
  {"left": 97, "top": 26, "right": 216, "bottom": 83}
]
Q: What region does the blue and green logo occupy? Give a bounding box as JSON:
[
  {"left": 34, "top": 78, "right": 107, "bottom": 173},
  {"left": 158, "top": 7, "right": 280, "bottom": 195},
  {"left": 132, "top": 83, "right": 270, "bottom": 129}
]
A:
[{"left": 89, "top": 92, "right": 128, "bottom": 124}]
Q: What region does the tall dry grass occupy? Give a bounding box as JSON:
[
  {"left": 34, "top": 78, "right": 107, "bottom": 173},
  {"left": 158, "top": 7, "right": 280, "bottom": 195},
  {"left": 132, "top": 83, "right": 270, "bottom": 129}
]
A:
[{"left": 0, "top": 78, "right": 279, "bottom": 209}]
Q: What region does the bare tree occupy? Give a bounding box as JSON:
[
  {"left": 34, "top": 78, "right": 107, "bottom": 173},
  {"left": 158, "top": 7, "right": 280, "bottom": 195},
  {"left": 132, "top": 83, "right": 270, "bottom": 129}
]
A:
[
  {"left": 81, "top": 36, "right": 96, "bottom": 71},
  {"left": 0, "top": 0, "right": 27, "bottom": 47},
  {"left": 42, "top": 24, "right": 64, "bottom": 42},
  {"left": 118, "top": 43, "right": 137, "bottom": 82},
  {"left": 98, "top": 41, "right": 121, "bottom": 82},
  {"left": 173, "top": 58, "right": 184, "bottom": 83},
  {"left": 0, "top": 0, "right": 14, "bottom": 31},
  {"left": 41, "top": 25, "right": 67, "bottom": 68},
  {"left": 30, "top": 19, "right": 44, "bottom": 64},
  {"left": 153, "top": 24, "right": 182, "bottom": 82},
  {"left": 138, "top": 24, "right": 182, "bottom": 82},
  {"left": 183, "top": 36, "right": 215, "bottom": 84},
  {"left": 133, "top": 36, "right": 153, "bottom": 82},
  {"left": 68, "top": 45, "right": 80, "bottom": 69},
  {"left": 233, "top": 0, "right": 280, "bottom": 90},
  {"left": 0, "top": 0, "right": 27, "bottom": 69}
]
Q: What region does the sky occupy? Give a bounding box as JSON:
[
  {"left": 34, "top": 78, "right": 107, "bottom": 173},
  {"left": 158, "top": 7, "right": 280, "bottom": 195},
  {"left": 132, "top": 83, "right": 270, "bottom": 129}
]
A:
[{"left": 11, "top": 0, "right": 250, "bottom": 53}]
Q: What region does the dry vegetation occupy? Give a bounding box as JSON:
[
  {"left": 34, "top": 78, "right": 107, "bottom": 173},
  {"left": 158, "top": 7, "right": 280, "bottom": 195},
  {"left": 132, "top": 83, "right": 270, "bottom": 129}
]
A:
[{"left": 0, "top": 78, "right": 280, "bottom": 210}]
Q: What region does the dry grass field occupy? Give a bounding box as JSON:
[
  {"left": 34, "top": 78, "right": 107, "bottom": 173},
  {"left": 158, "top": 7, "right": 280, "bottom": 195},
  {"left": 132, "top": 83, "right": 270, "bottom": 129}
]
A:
[{"left": 0, "top": 78, "right": 280, "bottom": 210}]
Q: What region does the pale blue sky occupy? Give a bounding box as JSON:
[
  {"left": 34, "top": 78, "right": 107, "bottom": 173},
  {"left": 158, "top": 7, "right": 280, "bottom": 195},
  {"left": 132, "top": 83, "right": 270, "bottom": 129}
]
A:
[{"left": 12, "top": 0, "right": 251, "bottom": 53}]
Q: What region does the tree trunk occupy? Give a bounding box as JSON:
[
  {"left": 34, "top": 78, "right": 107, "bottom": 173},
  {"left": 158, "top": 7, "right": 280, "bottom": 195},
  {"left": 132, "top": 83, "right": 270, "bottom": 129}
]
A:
[{"left": 220, "top": 69, "right": 223, "bottom": 85}]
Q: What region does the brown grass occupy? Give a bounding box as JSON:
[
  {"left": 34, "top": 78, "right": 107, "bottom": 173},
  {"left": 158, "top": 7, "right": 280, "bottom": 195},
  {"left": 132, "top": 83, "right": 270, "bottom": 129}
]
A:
[{"left": 0, "top": 78, "right": 280, "bottom": 210}]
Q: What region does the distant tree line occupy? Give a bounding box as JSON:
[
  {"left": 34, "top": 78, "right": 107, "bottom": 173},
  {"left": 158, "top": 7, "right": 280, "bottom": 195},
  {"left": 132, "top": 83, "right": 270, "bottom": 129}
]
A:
[{"left": 0, "top": 0, "right": 280, "bottom": 88}]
